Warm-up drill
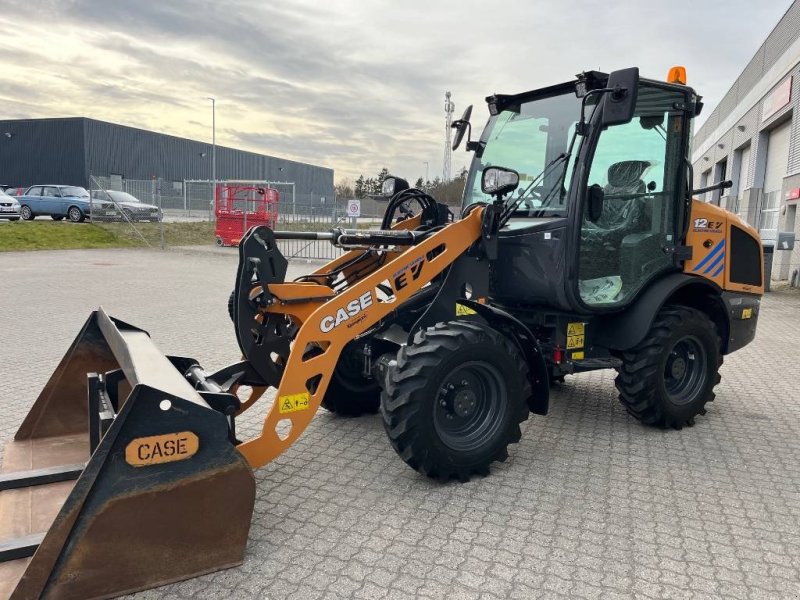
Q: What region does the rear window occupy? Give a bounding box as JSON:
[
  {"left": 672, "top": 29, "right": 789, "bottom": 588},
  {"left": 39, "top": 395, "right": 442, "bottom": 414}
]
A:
[{"left": 60, "top": 186, "right": 89, "bottom": 198}]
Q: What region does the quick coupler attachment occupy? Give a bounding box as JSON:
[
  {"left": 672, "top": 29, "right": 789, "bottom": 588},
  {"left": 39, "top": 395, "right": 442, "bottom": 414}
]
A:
[{"left": 0, "top": 308, "right": 255, "bottom": 600}]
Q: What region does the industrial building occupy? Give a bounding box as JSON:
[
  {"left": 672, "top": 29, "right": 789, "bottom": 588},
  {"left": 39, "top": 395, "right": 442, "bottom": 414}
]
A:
[
  {"left": 0, "top": 117, "right": 334, "bottom": 206},
  {"left": 692, "top": 0, "right": 800, "bottom": 282}
]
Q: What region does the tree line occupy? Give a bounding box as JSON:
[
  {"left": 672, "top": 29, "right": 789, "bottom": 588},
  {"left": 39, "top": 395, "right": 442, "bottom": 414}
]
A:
[{"left": 335, "top": 166, "right": 469, "bottom": 205}]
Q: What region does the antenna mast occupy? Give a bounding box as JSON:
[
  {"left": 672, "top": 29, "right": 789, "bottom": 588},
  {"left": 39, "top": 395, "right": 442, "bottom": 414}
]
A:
[{"left": 443, "top": 91, "right": 454, "bottom": 182}]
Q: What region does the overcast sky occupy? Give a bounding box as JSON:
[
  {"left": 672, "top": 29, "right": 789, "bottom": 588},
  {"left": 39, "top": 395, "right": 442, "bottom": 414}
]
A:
[{"left": 0, "top": 0, "right": 792, "bottom": 183}]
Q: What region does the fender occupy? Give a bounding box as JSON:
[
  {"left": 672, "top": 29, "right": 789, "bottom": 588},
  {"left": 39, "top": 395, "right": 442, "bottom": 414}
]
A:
[
  {"left": 458, "top": 300, "right": 550, "bottom": 416},
  {"left": 592, "top": 273, "right": 729, "bottom": 351}
]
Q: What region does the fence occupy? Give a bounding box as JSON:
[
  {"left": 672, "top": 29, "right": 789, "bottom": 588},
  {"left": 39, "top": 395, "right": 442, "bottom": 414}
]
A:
[
  {"left": 87, "top": 176, "right": 390, "bottom": 259},
  {"left": 758, "top": 189, "right": 781, "bottom": 233}
]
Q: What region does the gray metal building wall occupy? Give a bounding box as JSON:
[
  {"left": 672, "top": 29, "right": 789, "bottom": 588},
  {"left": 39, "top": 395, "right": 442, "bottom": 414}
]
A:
[
  {"left": 0, "top": 117, "right": 334, "bottom": 205},
  {"left": 0, "top": 118, "right": 86, "bottom": 187}
]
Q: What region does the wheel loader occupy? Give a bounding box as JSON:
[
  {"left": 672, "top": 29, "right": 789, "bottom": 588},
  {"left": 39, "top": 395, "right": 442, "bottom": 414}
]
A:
[{"left": 0, "top": 66, "right": 763, "bottom": 598}]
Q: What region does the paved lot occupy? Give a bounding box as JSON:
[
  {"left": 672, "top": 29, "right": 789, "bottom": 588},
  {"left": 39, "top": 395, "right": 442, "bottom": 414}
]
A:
[{"left": 1, "top": 248, "right": 800, "bottom": 599}]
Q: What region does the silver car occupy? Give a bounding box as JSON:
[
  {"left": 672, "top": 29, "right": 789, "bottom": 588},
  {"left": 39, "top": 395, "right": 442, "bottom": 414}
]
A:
[
  {"left": 91, "top": 190, "right": 161, "bottom": 222},
  {"left": 0, "top": 188, "right": 20, "bottom": 220}
]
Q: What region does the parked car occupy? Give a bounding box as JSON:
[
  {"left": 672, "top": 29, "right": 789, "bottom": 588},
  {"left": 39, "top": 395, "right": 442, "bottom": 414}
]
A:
[
  {"left": 91, "top": 190, "right": 162, "bottom": 222},
  {"left": 16, "top": 185, "right": 114, "bottom": 222},
  {"left": 0, "top": 188, "right": 20, "bottom": 220}
]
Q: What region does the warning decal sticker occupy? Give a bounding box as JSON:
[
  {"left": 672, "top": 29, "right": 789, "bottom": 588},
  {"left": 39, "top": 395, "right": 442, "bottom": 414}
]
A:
[{"left": 279, "top": 392, "right": 311, "bottom": 414}]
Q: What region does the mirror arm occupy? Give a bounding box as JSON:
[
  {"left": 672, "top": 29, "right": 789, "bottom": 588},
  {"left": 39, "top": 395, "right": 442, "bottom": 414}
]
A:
[{"left": 576, "top": 87, "right": 614, "bottom": 135}]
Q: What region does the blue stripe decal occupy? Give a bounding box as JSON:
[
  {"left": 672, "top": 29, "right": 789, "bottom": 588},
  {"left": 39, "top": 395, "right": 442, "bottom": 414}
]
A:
[
  {"left": 693, "top": 239, "right": 726, "bottom": 272},
  {"left": 703, "top": 250, "right": 725, "bottom": 275},
  {"left": 711, "top": 261, "right": 725, "bottom": 278}
]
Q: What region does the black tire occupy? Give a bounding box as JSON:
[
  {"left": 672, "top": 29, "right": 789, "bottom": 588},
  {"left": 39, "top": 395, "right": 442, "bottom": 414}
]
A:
[
  {"left": 320, "top": 342, "right": 380, "bottom": 416},
  {"left": 20, "top": 205, "right": 33, "bottom": 220},
  {"left": 67, "top": 206, "right": 84, "bottom": 223},
  {"left": 615, "top": 306, "right": 721, "bottom": 429},
  {"left": 381, "top": 321, "right": 530, "bottom": 481},
  {"left": 51, "top": 215, "right": 64, "bottom": 221},
  {"left": 216, "top": 237, "right": 225, "bottom": 247}
]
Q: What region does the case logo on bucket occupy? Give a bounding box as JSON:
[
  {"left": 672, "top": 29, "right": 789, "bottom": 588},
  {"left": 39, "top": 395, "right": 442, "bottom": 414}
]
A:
[
  {"left": 320, "top": 291, "right": 373, "bottom": 333},
  {"left": 125, "top": 431, "right": 199, "bottom": 467}
]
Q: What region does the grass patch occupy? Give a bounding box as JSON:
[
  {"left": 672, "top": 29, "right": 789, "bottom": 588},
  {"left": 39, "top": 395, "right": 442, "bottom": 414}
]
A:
[
  {"left": 100, "top": 221, "right": 216, "bottom": 246},
  {"left": 0, "top": 221, "right": 141, "bottom": 251},
  {"left": 0, "top": 220, "right": 216, "bottom": 251}
]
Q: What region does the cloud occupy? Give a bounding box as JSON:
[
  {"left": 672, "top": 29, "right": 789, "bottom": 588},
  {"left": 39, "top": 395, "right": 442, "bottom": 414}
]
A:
[{"left": 0, "top": 0, "right": 790, "bottom": 182}]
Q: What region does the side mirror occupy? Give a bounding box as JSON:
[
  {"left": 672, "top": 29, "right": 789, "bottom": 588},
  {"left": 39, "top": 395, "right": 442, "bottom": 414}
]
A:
[
  {"left": 481, "top": 167, "right": 519, "bottom": 199},
  {"left": 587, "top": 184, "right": 605, "bottom": 222},
  {"left": 380, "top": 176, "right": 410, "bottom": 198},
  {"left": 602, "top": 67, "right": 639, "bottom": 127},
  {"left": 451, "top": 105, "right": 473, "bottom": 151}
]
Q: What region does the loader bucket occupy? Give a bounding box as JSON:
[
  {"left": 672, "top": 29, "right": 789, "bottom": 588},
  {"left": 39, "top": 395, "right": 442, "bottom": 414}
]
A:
[{"left": 0, "top": 309, "right": 255, "bottom": 599}]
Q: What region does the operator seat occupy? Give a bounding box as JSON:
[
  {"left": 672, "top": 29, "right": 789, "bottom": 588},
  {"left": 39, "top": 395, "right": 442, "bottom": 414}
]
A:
[{"left": 581, "top": 160, "right": 652, "bottom": 280}]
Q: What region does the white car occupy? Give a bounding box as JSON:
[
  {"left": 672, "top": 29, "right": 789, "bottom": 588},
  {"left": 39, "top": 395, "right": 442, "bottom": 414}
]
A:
[{"left": 0, "top": 188, "right": 20, "bottom": 220}]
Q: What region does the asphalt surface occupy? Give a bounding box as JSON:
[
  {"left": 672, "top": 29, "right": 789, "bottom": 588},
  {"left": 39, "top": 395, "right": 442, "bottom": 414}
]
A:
[{"left": 1, "top": 247, "right": 799, "bottom": 599}]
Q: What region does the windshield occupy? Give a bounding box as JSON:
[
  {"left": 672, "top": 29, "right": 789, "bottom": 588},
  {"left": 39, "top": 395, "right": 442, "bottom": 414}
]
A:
[
  {"left": 61, "top": 186, "right": 89, "bottom": 198},
  {"left": 109, "top": 191, "right": 140, "bottom": 203},
  {"left": 463, "top": 90, "right": 582, "bottom": 217}
]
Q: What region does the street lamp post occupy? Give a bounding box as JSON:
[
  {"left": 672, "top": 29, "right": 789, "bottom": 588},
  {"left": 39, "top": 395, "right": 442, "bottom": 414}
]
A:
[
  {"left": 423, "top": 161, "right": 429, "bottom": 186},
  {"left": 207, "top": 97, "right": 216, "bottom": 219}
]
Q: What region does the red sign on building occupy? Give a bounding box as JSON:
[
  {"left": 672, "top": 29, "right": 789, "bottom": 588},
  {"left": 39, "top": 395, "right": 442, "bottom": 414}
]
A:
[{"left": 763, "top": 77, "right": 792, "bottom": 120}]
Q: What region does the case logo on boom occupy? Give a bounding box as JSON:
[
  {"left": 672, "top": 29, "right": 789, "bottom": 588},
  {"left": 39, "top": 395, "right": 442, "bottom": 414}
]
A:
[{"left": 320, "top": 291, "right": 374, "bottom": 332}]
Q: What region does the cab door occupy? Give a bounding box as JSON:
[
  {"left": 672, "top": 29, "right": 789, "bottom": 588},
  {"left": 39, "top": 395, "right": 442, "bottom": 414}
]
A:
[{"left": 576, "top": 83, "right": 688, "bottom": 307}]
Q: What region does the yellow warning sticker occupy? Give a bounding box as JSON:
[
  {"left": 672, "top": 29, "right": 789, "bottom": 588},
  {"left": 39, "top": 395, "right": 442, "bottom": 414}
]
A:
[
  {"left": 566, "top": 335, "right": 585, "bottom": 349},
  {"left": 572, "top": 351, "right": 585, "bottom": 360},
  {"left": 279, "top": 392, "right": 311, "bottom": 414},
  {"left": 741, "top": 308, "right": 752, "bottom": 319},
  {"left": 567, "top": 322, "right": 585, "bottom": 336},
  {"left": 456, "top": 303, "right": 477, "bottom": 316}
]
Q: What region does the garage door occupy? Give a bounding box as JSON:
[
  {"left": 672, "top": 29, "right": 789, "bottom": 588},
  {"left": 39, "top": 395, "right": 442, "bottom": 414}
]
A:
[{"left": 761, "top": 120, "right": 792, "bottom": 229}]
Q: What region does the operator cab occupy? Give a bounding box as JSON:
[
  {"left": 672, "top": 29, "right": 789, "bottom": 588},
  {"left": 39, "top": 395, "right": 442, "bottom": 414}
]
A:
[{"left": 459, "top": 69, "right": 700, "bottom": 313}]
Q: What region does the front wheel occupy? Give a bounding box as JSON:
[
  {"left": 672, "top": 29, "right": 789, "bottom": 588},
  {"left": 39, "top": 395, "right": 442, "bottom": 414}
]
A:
[
  {"left": 20, "top": 205, "right": 33, "bottom": 220},
  {"left": 615, "top": 306, "right": 721, "bottom": 429},
  {"left": 67, "top": 206, "right": 84, "bottom": 223},
  {"left": 381, "top": 321, "right": 531, "bottom": 481}
]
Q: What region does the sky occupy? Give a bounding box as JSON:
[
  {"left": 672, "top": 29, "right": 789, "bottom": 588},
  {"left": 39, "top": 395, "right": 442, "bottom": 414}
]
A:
[{"left": 0, "top": 0, "right": 792, "bottom": 184}]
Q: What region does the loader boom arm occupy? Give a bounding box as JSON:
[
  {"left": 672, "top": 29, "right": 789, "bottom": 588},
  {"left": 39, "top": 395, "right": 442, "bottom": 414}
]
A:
[{"left": 234, "top": 206, "right": 486, "bottom": 468}]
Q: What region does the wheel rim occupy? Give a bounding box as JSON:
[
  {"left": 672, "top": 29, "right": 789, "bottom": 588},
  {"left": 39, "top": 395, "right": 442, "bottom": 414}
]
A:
[
  {"left": 664, "top": 335, "right": 707, "bottom": 405},
  {"left": 69, "top": 207, "right": 81, "bottom": 221},
  {"left": 433, "top": 361, "right": 507, "bottom": 452},
  {"left": 21, "top": 206, "right": 31, "bottom": 219}
]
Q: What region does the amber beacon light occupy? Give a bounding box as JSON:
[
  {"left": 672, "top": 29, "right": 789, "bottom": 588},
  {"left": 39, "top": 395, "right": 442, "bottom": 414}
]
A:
[{"left": 667, "top": 65, "right": 687, "bottom": 84}]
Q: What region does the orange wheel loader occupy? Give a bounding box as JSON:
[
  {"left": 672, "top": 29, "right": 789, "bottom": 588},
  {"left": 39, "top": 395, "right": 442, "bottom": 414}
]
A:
[{"left": 0, "top": 66, "right": 763, "bottom": 598}]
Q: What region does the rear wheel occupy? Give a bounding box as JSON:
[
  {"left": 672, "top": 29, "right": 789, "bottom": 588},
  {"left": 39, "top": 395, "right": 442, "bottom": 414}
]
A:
[
  {"left": 20, "top": 205, "right": 33, "bottom": 220},
  {"left": 68, "top": 206, "right": 84, "bottom": 223},
  {"left": 615, "top": 306, "right": 721, "bottom": 429},
  {"left": 320, "top": 343, "right": 380, "bottom": 416},
  {"left": 381, "top": 321, "right": 530, "bottom": 481}
]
